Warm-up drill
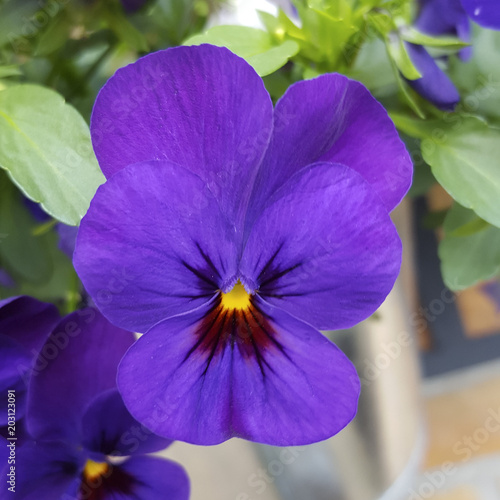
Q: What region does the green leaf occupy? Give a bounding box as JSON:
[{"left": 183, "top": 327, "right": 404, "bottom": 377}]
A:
[
  {"left": 439, "top": 204, "right": 500, "bottom": 290},
  {"left": 400, "top": 27, "right": 470, "bottom": 49},
  {"left": 184, "top": 26, "right": 299, "bottom": 77},
  {"left": 297, "top": 4, "right": 357, "bottom": 66},
  {"left": 35, "top": 11, "right": 72, "bottom": 56},
  {"left": 0, "top": 65, "right": 22, "bottom": 79},
  {"left": 100, "top": 1, "right": 148, "bottom": 52},
  {"left": 0, "top": 84, "right": 105, "bottom": 225},
  {"left": 386, "top": 31, "right": 421, "bottom": 80},
  {"left": 0, "top": 173, "right": 51, "bottom": 283},
  {"left": 421, "top": 116, "right": 500, "bottom": 228}
]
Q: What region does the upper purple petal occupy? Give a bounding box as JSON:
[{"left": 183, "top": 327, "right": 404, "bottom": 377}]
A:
[
  {"left": 416, "top": 0, "right": 472, "bottom": 60},
  {"left": 82, "top": 388, "right": 172, "bottom": 457},
  {"left": 91, "top": 44, "right": 273, "bottom": 228},
  {"left": 0, "top": 296, "right": 60, "bottom": 353},
  {"left": 117, "top": 297, "right": 360, "bottom": 446},
  {"left": 27, "top": 309, "right": 135, "bottom": 443},
  {"left": 416, "top": 0, "right": 469, "bottom": 36},
  {"left": 0, "top": 336, "right": 32, "bottom": 423},
  {"left": 0, "top": 441, "right": 84, "bottom": 500},
  {"left": 461, "top": 0, "right": 500, "bottom": 29},
  {"left": 241, "top": 162, "right": 402, "bottom": 331},
  {"left": 0, "top": 296, "right": 60, "bottom": 423},
  {"left": 246, "top": 73, "right": 411, "bottom": 217},
  {"left": 404, "top": 43, "right": 460, "bottom": 111},
  {"left": 74, "top": 160, "right": 238, "bottom": 333}
]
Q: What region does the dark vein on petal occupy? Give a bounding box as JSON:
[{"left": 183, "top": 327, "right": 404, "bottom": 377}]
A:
[
  {"left": 180, "top": 260, "right": 218, "bottom": 288},
  {"left": 195, "top": 242, "right": 222, "bottom": 280},
  {"left": 257, "top": 242, "right": 284, "bottom": 282},
  {"left": 183, "top": 301, "right": 222, "bottom": 361},
  {"left": 242, "top": 310, "right": 273, "bottom": 377},
  {"left": 202, "top": 310, "right": 228, "bottom": 376},
  {"left": 261, "top": 292, "right": 307, "bottom": 298},
  {"left": 249, "top": 303, "right": 292, "bottom": 362},
  {"left": 260, "top": 262, "right": 303, "bottom": 288}
]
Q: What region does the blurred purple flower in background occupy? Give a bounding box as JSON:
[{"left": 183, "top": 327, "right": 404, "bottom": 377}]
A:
[
  {"left": 121, "top": 0, "right": 149, "bottom": 13},
  {"left": 0, "top": 307, "right": 189, "bottom": 500},
  {"left": 0, "top": 296, "right": 59, "bottom": 437},
  {"left": 74, "top": 45, "right": 412, "bottom": 446},
  {"left": 407, "top": 0, "right": 500, "bottom": 109}
]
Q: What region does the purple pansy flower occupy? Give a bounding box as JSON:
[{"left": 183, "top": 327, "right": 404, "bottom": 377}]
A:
[
  {"left": 407, "top": 0, "right": 500, "bottom": 109},
  {"left": 416, "top": 0, "right": 472, "bottom": 60},
  {"left": 0, "top": 296, "right": 60, "bottom": 435},
  {"left": 74, "top": 45, "right": 412, "bottom": 446},
  {"left": 2, "top": 307, "right": 189, "bottom": 500}
]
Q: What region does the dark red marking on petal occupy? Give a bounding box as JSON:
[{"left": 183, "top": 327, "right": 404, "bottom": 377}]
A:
[{"left": 188, "top": 296, "right": 286, "bottom": 376}]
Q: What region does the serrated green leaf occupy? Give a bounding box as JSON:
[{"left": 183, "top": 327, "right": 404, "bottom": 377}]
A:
[
  {"left": 184, "top": 26, "right": 299, "bottom": 77},
  {"left": 422, "top": 116, "right": 500, "bottom": 228},
  {"left": 439, "top": 204, "right": 500, "bottom": 290},
  {"left": 0, "top": 84, "right": 105, "bottom": 225}
]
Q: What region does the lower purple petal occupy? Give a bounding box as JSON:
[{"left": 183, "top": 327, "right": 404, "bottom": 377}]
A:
[
  {"left": 0, "top": 296, "right": 60, "bottom": 353},
  {"left": 117, "top": 297, "right": 360, "bottom": 446},
  {"left": 116, "top": 456, "right": 190, "bottom": 500}
]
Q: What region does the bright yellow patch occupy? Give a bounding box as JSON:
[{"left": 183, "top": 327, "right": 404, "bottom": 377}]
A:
[
  {"left": 84, "top": 459, "right": 109, "bottom": 480},
  {"left": 221, "top": 280, "right": 251, "bottom": 311}
]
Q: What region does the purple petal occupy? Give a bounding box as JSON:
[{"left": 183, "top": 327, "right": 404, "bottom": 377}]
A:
[
  {"left": 0, "top": 296, "right": 59, "bottom": 423},
  {"left": 0, "top": 336, "right": 32, "bottom": 422},
  {"left": 404, "top": 43, "right": 460, "bottom": 111},
  {"left": 247, "top": 73, "right": 411, "bottom": 215},
  {"left": 121, "top": 0, "right": 148, "bottom": 12},
  {"left": 56, "top": 223, "right": 78, "bottom": 258},
  {"left": 416, "top": 0, "right": 469, "bottom": 36},
  {"left": 115, "top": 456, "right": 190, "bottom": 500},
  {"left": 82, "top": 388, "right": 172, "bottom": 457},
  {"left": 242, "top": 162, "right": 402, "bottom": 331},
  {"left": 74, "top": 160, "right": 238, "bottom": 333},
  {"left": 416, "top": 0, "right": 472, "bottom": 60},
  {"left": 91, "top": 45, "right": 273, "bottom": 227},
  {"left": 117, "top": 297, "right": 360, "bottom": 446},
  {"left": 0, "top": 269, "right": 15, "bottom": 288},
  {"left": 0, "top": 296, "right": 60, "bottom": 353},
  {"left": 461, "top": 0, "right": 500, "bottom": 29},
  {"left": 0, "top": 441, "right": 84, "bottom": 500},
  {"left": 0, "top": 436, "right": 7, "bottom": 465},
  {"left": 27, "top": 309, "right": 135, "bottom": 443}
]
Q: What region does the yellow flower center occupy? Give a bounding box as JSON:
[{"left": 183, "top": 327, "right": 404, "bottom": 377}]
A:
[
  {"left": 84, "top": 459, "right": 109, "bottom": 481},
  {"left": 221, "top": 280, "right": 251, "bottom": 311}
]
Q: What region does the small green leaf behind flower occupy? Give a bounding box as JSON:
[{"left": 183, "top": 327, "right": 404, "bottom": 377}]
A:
[
  {"left": 439, "top": 204, "right": 500, "bottom": 290},
  {"left": 0, "top": 84, "right": 105, "bottom": 226},
  {"left": 184, "top": 25, "right": 299, "bottom": 77}
]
